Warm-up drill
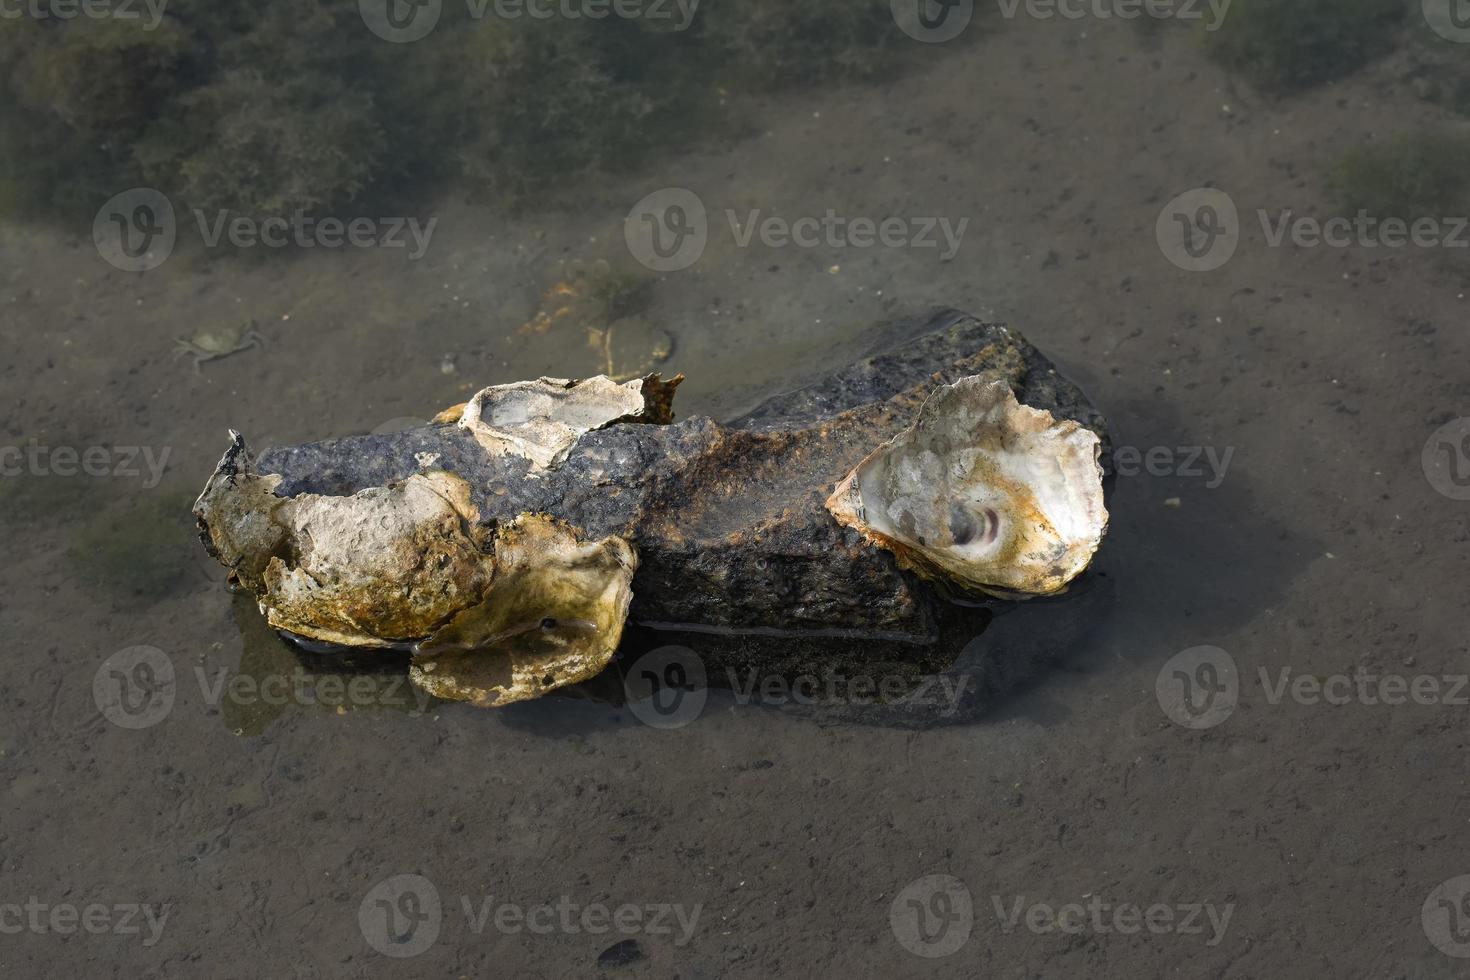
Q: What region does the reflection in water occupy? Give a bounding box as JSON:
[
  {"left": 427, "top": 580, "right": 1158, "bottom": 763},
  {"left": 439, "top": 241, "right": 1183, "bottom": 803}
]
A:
[{"left": 222, "top": 593, "right": 433, "bottom": 736}]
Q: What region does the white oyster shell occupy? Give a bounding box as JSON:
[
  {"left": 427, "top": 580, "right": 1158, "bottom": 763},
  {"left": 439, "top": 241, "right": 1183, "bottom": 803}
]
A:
[
  {"left": 458, "top": 374, "right": 675, "bottom": 470},
  {"left": 826, "top": 376, "right": 1107, "bottom": 597}
]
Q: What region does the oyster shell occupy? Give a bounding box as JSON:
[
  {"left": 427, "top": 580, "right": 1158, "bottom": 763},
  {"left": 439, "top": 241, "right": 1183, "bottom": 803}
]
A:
[
  {"left": 458, "top": 374, "right": 679, "bottom": 470},
  {"left": 410, "top": 514, "right": 637, "bottom": 707},
  {"left": 193, "top": 436, "right": 495, "bottom": 648},
  {"left": 826, "top": 376, "right": 1107, "bottom": 597}
]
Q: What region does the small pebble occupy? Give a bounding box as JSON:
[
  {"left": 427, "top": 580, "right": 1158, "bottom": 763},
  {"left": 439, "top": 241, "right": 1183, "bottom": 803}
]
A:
[{"left": 597, "top": 939, "right": 644, "bottom": 968}]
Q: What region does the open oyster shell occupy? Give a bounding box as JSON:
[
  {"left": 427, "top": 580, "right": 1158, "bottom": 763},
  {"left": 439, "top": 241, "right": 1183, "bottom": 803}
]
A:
[
  {"left": 411, "top": 514, "right": 637, "bottom": 707},
  {"left": 826, "top": 376, "right": 1107, "bottom": 597},
  {"left": 457, "top": 374, "right": 680, "bottom": 470}
]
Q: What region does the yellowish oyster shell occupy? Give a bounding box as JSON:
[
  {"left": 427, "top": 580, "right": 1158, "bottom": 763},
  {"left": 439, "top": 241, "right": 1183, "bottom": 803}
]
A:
[{"left": 410, "top": 514, "right": 637, "bottom": 707}]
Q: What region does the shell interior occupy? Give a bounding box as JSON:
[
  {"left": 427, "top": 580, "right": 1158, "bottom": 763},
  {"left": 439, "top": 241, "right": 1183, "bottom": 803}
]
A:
[{"left": 826, "top": 376, "right": 1107, "bottom": 597}]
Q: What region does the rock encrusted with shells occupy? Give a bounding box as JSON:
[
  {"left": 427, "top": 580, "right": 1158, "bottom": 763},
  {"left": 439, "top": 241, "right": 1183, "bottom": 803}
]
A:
[{"left": 193, "top": 313, "right": 1112, "bottom": 710}]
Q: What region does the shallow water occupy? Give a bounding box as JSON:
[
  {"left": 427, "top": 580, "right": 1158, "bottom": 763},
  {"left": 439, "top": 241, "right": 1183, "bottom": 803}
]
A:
[{"left": 4, "top": 12, "right": 1470, "bottom": 979}]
